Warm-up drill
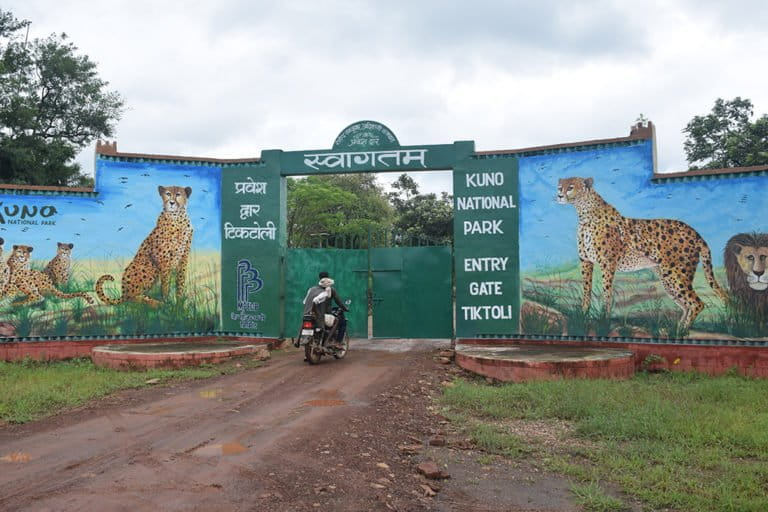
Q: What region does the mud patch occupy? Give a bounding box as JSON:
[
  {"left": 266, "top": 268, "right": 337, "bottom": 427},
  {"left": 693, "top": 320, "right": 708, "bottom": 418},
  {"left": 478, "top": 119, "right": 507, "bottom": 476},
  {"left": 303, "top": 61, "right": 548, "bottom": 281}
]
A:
[
  {"left": 304, "top": 399, "right": 347, "bottom": 407},
  {"left": 193, "top": 442, "right": 249, "bottom": 457}
]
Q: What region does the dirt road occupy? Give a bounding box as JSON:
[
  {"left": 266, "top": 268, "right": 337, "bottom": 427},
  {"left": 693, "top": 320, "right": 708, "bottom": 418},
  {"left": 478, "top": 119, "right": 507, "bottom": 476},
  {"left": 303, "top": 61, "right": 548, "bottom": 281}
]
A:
[{"left": 1, "top": 340, "right": 579, "bottom": 511}]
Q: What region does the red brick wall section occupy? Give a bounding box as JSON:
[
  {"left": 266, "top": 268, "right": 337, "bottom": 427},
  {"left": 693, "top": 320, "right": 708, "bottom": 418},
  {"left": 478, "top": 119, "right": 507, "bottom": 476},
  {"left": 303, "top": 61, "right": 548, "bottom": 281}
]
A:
[
  {"left": 0, "top": 337, "right": 276, "bottom": 362},
  {"left": 458, "top": 339, "right": 768, "bottom": 378},
  {"left": 456, "top": 350, "right": 635, "bottom": 382},
  {"left": 91, "top": 344, "right": 263, "bottom": 370}
]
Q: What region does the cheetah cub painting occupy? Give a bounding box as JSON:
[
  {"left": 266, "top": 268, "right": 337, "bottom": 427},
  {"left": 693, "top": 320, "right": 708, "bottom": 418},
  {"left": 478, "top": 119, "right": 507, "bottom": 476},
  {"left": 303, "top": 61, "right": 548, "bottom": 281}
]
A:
[
  {"left": 557, "top": 177, "right": 727, "bottom": 331},
  {"left": 4, "top": 245, "right": 94, "bottom": 307},
  {"left": 44, "top": 242, "right": 74, "bottom": 287},
  {"left": 96, "top": 186, "right": 193, "bottom": 307}
]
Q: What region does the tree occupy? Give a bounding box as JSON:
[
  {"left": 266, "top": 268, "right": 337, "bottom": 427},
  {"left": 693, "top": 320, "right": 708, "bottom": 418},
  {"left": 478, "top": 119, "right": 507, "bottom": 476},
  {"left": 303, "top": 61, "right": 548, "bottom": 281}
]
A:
[
  {"left": 286, "top": 174, "right": 394, "bottom": 247},
  {"left": 0, "top": 9, "right": 123, "bottom": 186},
  {"left": 683, "top": 97, "right": 768, "bottom": 170},
  {"left": 388, "top": 174, "right": 453, "bottom": 244}
]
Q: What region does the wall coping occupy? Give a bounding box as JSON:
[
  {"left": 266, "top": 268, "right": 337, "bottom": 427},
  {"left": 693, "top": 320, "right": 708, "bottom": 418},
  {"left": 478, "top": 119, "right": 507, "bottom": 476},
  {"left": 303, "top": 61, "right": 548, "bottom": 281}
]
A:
[
  {"left": 95, "top": 140, "right": 262, "bottom": 166},
  {"left": 652, "top": 164, "right": 768, "bottom": 182},
  {"left": 475, "top": 121, "right": 655, "bottom": 158}
]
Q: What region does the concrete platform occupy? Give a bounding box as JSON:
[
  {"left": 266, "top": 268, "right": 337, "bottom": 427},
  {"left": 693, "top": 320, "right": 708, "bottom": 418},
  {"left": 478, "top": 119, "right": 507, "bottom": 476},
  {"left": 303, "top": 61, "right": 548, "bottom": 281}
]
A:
[
  {"left": 92, "top": 342, "right": 267, "bottom": 370},
  {"left": 456, "top": 344, "right": 635, "bottom": 382}
]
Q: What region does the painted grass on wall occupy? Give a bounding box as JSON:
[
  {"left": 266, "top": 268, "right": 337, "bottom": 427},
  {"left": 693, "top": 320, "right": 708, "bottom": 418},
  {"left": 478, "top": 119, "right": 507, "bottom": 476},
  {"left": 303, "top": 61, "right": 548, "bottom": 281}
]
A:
[
  {"left": 0, "top": 251, "right": 220, "bottom": 337},
  {"left": 521, "top": 263, "right": 766, "bottom": 339}
]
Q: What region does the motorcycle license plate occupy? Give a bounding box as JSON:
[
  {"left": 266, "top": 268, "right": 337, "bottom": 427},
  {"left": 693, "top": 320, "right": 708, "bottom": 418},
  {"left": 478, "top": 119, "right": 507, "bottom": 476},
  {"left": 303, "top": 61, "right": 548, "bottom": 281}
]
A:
[{"left": 301, "top": 329, "right": 314, "bottom": 336}]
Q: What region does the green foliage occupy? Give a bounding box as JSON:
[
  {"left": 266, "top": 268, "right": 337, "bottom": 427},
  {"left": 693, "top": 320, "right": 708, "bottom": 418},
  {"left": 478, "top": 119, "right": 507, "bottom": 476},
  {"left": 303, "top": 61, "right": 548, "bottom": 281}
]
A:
[
  {"left": 684, "top": 97, "right": 768, "bottom": 170},
  {"left": 286, "top": 174, "right": 394, "bottom": 247},
  {"left": 640, "top": 353, "right": 666, "bottom": 372},
  {"left": 0, "top": 8, "right": 123, "bottom": 186},
  {"left": 442, "top": 374, "right": 768, "bottom": 511},
  {"left": 388, "top": 173, "right": 453, "bottom": 244}
]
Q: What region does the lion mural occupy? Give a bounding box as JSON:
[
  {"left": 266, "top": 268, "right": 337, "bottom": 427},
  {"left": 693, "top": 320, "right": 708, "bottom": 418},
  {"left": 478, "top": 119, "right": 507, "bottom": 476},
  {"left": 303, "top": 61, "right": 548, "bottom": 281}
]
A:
[{"left": 724, "top": 232, "right": 768, "bottom": 318}]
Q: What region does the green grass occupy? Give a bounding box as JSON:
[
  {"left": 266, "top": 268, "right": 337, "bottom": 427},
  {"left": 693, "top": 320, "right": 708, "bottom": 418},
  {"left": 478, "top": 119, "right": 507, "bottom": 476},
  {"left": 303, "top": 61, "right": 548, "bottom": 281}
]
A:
[
  {"left": 441, "top": 374, "right": 768, "bottom": 512},
  {"left": 571, "top": 481, "right": 628, "bottom": 512},
  {"left": 0, "top": 356, "right": 262, "bottom": 424}
]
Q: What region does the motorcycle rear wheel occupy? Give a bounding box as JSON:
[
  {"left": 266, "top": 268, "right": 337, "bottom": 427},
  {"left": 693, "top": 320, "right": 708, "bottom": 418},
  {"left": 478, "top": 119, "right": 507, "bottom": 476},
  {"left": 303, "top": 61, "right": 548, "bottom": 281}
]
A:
[
  {"left": 333, "top": 333, "right": 350, "bottom": 359},
  {"left": 305, "top": 343, "right": 322, "bottom": 364}
]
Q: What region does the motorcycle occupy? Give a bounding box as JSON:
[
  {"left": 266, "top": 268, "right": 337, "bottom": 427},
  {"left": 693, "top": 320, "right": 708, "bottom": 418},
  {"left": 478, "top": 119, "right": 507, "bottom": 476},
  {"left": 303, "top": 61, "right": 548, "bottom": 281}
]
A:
[{"left": 297, "top": 304, "right": 350, "bottom": 365}]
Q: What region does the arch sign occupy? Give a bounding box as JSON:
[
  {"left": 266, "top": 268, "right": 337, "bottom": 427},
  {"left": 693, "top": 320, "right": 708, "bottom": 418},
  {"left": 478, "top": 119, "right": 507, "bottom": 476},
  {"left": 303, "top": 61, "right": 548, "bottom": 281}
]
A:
[{"left": 219, "top": 121, "right": 519, "bottom": 338}]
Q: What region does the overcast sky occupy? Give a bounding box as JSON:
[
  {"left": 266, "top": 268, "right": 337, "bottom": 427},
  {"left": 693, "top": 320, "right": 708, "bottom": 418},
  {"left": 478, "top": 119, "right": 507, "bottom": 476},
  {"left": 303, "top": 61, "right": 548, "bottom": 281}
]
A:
[{"left": 5, "top": 0, "right": 768, "bottom": 194}]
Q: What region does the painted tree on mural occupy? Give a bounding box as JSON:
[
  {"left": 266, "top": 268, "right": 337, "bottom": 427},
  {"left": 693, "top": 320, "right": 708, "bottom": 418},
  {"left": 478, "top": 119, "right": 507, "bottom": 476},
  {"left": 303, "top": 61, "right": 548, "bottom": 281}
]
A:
[
  {"left": 0, "top": 9, "right": 124, "bottom": 186},
  {"left": 684, "top": 97, "right": 768, "bottom": 170}
]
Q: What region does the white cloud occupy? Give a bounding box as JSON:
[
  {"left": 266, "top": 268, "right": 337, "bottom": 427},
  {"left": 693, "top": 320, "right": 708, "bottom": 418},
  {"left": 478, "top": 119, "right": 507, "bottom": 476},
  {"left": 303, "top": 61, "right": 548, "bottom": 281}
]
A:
[{"left": 4, "top": 0, "right": 768, "bottom": 194}]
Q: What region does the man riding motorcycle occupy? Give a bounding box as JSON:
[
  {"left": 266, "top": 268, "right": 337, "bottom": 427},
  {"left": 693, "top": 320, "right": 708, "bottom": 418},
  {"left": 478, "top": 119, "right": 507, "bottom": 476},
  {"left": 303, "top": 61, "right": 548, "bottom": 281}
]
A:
[{"left": 298, "top": 271, "right": 348, "bottom": 348}]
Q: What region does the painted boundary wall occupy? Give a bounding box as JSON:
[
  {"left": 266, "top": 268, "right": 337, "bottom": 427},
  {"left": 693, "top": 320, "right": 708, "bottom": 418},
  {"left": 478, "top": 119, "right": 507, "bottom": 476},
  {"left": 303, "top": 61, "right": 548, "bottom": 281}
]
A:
[
  {"left": 510, "top": 128, "right": 768, "bottom": 347},
  {"left": 1, "top": 121, "right": 768, "bottom": 369}
]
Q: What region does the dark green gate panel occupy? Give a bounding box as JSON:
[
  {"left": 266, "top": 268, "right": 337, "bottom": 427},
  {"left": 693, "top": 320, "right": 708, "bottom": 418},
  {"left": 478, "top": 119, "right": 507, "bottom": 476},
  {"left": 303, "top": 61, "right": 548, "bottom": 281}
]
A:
[
  {"left": 371, "top": 246, "right": 452, "bottom": 338},
  {"left": 285, "top": 249, "right": 367, "bottom": 338},
  {"left": 371, "top": 248, "right": 403, "bottom": 338},
  {"left": 403, "top": 246, "right": 452, "bottom": 338},
  {"left": 372, "top": 270, "right": 403, "bottom": 338}
]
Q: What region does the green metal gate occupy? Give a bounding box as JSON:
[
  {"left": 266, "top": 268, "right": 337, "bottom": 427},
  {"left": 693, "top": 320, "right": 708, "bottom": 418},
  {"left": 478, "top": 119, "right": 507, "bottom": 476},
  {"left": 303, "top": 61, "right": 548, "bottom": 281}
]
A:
[
  {"left": 285, "top": 243, "right": 453, "bottom": 340},
  {"left": 371, "top": 246, "right": 452, "bottom": 338}
]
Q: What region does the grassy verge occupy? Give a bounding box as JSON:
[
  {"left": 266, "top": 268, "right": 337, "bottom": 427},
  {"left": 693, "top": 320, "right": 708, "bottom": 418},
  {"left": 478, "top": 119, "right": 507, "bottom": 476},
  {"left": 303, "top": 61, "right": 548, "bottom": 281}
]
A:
[
  {"left": 0, "top": 355, "right": 264, "bottom": 424},
  {"left": 441, "top": 372, "right": 768, "bottom": 512}
]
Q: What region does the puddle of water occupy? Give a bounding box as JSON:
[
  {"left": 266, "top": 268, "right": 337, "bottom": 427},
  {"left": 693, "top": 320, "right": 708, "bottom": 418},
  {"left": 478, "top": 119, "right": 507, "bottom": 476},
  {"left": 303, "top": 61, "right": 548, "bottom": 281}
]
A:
[
  {"left": 221, "top": 442, "right": 248, "bottom": 455},
  {"left": 1, "top": 452, "right": 31, "bottom": 463},
  {"left": 304, "top": 399, "right": 347, "bottom": 407},
  {"left": 199, "top": 389, "right": 223, "bottom": 399},
  {"left": 193, "top": 442, "right": 248, "bottom": 456}
]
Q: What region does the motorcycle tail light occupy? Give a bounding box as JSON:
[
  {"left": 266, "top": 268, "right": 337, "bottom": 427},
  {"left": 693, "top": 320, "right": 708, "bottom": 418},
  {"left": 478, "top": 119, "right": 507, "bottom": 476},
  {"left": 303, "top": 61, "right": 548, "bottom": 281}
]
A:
[{"left": 302, "top": 320, "right": 314, "bottom": 329}]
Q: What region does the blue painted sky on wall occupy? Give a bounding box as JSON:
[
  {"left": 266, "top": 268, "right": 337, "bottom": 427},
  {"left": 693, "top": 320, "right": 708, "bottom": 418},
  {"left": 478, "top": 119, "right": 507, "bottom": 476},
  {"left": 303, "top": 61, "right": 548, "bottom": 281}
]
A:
[
  {"left": 0, "top": 159, "right": 221, "bottom": 261},
  {"left": 519, "top": 140, "right": 768, "bottom": 272}
]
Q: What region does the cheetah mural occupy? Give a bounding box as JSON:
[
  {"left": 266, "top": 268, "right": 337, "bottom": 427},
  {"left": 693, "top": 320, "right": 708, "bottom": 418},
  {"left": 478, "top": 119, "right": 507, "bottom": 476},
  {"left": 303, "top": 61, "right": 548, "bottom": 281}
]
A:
[
  {"left": 3, "top": 245, "right": 94, "bottom": 307},
  {"left": 96, "top": 186, "right": 194, "bottom": 307},
  {"left": 556, "top": 177, "right": 727, "bottom": 331},
  {"left": 43, "top": 242, "right": 74, "bottom": 287}
]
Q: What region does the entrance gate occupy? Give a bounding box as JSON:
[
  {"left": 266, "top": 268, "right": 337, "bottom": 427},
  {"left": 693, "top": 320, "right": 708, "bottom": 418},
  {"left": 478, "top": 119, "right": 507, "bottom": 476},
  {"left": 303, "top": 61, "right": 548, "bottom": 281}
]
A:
[
  {"left": 285, "top": 234, "right": 452, "bottom": 339},
  {"left": 220, "top": 120, "right": 519, "bottom": 341}
]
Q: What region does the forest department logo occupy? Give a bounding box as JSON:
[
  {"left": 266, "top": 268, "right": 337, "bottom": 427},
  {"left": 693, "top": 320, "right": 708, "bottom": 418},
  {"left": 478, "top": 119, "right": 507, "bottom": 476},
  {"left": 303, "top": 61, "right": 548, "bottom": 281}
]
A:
[
  {"left": 333, "top": 120, "right": 399, "bottom": 151},
  {"left": 236, "top": 259, "right": 263, "bottom": 312}
]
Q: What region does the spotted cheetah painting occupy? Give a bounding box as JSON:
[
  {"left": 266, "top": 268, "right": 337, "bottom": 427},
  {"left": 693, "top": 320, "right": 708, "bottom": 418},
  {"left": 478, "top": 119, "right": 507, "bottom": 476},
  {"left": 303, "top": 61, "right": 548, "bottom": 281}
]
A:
[
  {"left": 556, "top": 177, "right": 727, "bottom": 331},
  {"left": 0, "top": 159, "right": 221, "bottom": 338},
  {"left": 96, "top": 186, "right": 193, "bottom": 307},
  {"left": 519, "top": 139, "right": 768, "bottom": 339}
]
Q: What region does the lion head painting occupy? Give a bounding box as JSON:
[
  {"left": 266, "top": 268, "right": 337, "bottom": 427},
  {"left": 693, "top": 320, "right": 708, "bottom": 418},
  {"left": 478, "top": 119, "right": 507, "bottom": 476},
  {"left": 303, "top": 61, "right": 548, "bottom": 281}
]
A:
[{"left": 724, "top": 233, "right": 768, "bottom": 316}]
